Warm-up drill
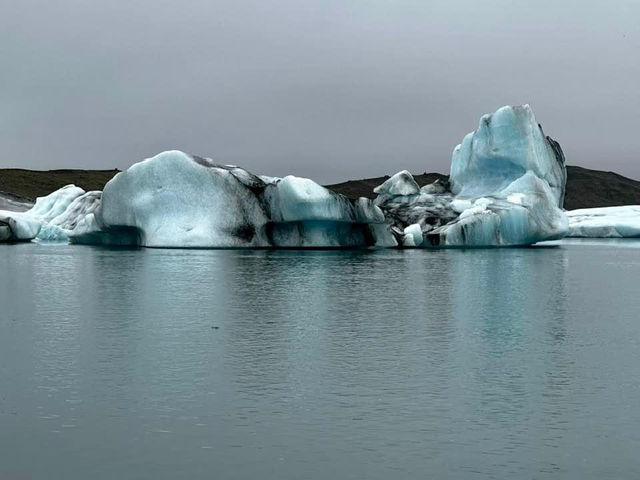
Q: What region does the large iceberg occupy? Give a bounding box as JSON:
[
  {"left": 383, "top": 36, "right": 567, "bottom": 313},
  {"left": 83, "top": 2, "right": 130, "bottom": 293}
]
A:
[
  {"left": 70, "top": 151, "right": 395, "bottom": 248},
  {"left": 1, "top": 105, "right": 573, "bottom": 248},
  {"left": 567, "top": 206, "right": 640, "bottom": 238},
  {"left": 376, "top": 105, "right": 569, "bottom": 247}
]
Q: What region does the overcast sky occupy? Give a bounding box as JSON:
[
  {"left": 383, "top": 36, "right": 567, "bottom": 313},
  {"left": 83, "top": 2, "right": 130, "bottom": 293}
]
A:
[{"left": 1, "top": 0, "right": 639, "bottom": 183}]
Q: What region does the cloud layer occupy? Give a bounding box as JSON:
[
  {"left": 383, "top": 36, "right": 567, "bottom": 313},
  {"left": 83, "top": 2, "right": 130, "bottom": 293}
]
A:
[{"left": 1, "top": 0, "right": 639, "bottom": 182}]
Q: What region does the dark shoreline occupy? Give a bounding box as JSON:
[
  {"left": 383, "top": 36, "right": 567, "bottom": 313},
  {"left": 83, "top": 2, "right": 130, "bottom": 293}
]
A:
[{"left": 1, "top": 165, "right": 639, "bottom": 210}]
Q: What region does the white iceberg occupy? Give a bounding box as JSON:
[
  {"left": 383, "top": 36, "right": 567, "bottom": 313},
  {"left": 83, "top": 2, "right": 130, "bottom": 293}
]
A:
[
  {"left": 449, "top": 105, "right": 566, "bottom": 205},
  {"left": 374, "top": 170, "right": 420, "bottom": 197},
  {"left": 402, "top": 223, "right": 424, "bottom": 247},
  {"left": 0, "top": 192, "right": 33, "bottom": 241},
  {"left": 376, "top": 105, "right": 569, "bottom": 247},
  {"left": 72, "top": 151, "right": 396, "bottom": 248},
  {"left": 567, "top": 206, "right": 640, "bottom": 238},
  {"left": 1, "top": 105, "right": 574, "bottom": 249},
  {"left": 0, "top": 185, "right": 88, "bottom": 242},
  {"left": 36, "top": 191, "right": 102, "bottom": 242}
]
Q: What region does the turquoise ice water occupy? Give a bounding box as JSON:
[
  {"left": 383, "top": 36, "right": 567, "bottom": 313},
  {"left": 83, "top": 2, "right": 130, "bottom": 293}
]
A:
[{"left": 1, "top": 240, "right": 639, "bottom": 479}]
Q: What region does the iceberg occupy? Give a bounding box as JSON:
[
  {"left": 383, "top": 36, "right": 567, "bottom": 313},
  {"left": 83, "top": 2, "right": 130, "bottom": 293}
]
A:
[
  {"left": 1, "top": 105, "right": 572, "bottom": 249},
  {"left": 376, "top": 105, "right": 569, "bottom": 247},
  {"left": 0, "top": 185, "right": 89, "bottom": 242},
  {"left": 0, "top": 192, "right": 33, "bottom": 241},
  {"left": 71, "top": 151, "right": 396, "bottom": 248},
  {"left": 567, "top": 206, "right": 640, "bottom": 238},
  {"left": 402, "top": 223, "right": 424, "bottom": 247},
  {"left": 374, "top": 170, "right": 421, "bottom": 197},
  {"left": 36, "top": 191, "right": 102, "bottom": 242}
]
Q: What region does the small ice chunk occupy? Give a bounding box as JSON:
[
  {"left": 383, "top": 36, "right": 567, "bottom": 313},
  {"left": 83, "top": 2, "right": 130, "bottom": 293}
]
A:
[
  {"left": 373, "top": 170, "right": 420, "bottom": 196},
  {"left": 0, "top": 185, "right": 86, "bottom": 241},
  {"left": 507, "top": 193, "right": 525, "bottom": 205},
  {"left": 450, "top": 199, "right": 473, "bottom": 213},
  {"left": 420, "top": 179, "right": 448, "bottom": 194},
  {"left": 402, "top": 223, "right": 423, "bottom": 246}
]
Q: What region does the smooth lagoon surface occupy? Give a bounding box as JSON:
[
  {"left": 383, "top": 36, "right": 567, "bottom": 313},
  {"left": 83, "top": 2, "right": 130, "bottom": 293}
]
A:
[{"left": 1, "top": 241, "right": 640, "bottom": 479}]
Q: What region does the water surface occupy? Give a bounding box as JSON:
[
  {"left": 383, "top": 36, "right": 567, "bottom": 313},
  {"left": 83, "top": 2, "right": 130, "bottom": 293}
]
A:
[{"left": 1, "top": 241, "right": 640, "bottom": 479}]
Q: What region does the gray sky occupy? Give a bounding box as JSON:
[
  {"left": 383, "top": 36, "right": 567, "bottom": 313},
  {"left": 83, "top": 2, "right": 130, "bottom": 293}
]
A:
[{"left": 1, "top": 0, "right": 639, "bottom": 183}]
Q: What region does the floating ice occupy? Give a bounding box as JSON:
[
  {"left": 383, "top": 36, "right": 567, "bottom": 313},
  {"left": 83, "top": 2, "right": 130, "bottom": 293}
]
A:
[
  {"left": 373, "top": 170, "right": 420, "bottom": 197},
  {"left": 376, "top": 105, "right": 569, "bottom": 247},
  {"left": 36, "top": 191, "right": 102, "bottom": 242},
  {"left": 449, "top": 106, "right": 566, "bottom": 207},
  {"left": 0, "top": 192, "right": 32, "bottom": 241},
  {"left": 567, "top": 206, "right": 640, "bottom": 238},
  {"left": 71, "top": 151, "right": 396, "bottom": 248},
  {"left": 0, "top": 185, "right": 88, "bottom": 241},
  {"left": 403, "top": 223, "right": 424, "bottom": 246},
  {"left": 1, "top": 105, "right": 573, "bottom": 248}
]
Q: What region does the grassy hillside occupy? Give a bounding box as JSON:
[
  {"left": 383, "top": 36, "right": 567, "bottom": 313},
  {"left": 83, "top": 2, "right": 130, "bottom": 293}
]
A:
[{"left": 0, "top": 169, "right": 120, "bottom": 200}]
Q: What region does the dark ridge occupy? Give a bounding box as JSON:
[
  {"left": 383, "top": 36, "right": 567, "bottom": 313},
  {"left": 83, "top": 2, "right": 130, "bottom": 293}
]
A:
[
  {"left": 1, "top": 165, "right": 639, "bottom": 210},
  {"left": 562, "top": 166, "right": 640, "bottom": 210},
  {"left": 326, "top": 173, "right": 448, "bottom": 200},
  {"left": 0, "top": 168, "right": 120, "bottom": 200},
  {"left": 325, "top": 166, "right": 640, "bottom": 210}
]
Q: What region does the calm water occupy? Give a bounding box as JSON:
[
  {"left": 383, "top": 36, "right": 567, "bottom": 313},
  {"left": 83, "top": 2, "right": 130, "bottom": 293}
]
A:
[{"left": 1, "top": 241, "right": 640, "bottom": 479}]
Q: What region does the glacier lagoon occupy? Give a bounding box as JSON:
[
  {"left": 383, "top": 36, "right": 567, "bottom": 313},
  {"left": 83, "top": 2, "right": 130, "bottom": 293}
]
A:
[
  {"left": 0, "top": 105, "right": 573, "bottom": 248},
  {"left": 3, "top": 104, "right": 637, "bottom": 247},
  {"left": 2, "top": 240, "right": 640, "bottom": 479}
]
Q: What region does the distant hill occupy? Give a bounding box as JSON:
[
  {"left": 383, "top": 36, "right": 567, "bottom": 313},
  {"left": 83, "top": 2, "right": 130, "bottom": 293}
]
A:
[
  {"left": 326, "top": 173, "right": 449, "bottom": 200},
  {"left": 0, "top": 169, "right": 120, "bottom": 201},
  {"left": 562, "top": 166, "right": 640, "bottom": 210},
  {"left": 326, "top": 166, "right": 640, "bottom": 210},
  {"left": 0, "top": 165, "right": 638, "bottom": 210}
]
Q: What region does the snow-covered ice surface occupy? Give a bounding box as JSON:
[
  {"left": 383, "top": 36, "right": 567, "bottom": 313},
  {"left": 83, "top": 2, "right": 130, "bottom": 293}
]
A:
[
  {"left": 566, "top": 206, "right": 640, "bottom": 238},
  {"left": 376, "top": 105, "right": 569, "bottom": 247},
  {"left": 71, "top": 151, "right": 396, "bottom": 248},
  {"left": 36, "top": 191, "right": 102, "bottom": 242},
  {"left": 0, "top": 185, "right": 92, "bottom": 242},
  {"left": 374, "top": 171, "right": 420, "bottom": 197},
  {"left": 0, "top": 192, "right": 34, "bottom": 241},
  {"left": 537, "top": 238, "right": 640, "bottom": 248}
]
